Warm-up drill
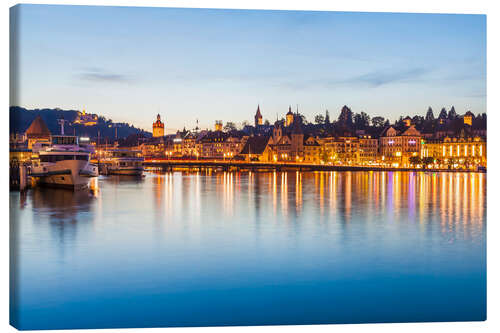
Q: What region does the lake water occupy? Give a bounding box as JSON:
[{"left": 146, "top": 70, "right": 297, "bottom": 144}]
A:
[{"left": 10, "top": 170, "right": 486, "bottom": 329}]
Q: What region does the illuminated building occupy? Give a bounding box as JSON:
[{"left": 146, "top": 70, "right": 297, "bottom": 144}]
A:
[
  {"left": 181, "top": 132, "right": 198, "bottom": 157},
  {"left": 285, "top": 106, "right": 294, "bottom": 127},
  {"left": 197, "top": 131, "right": 245, "bottom": 159},
  {"left": 403, "top": 116, "right": 412, "bottom": 127},
  {"left": 215, "top": 120, "right": 223, "bottom": 132},
  {"left": 269, "top": 121, "right": 291, "bottom": 161},
  {"left": 303, "top": 136, "right": 321, "bottom": 163},
  {"left": 421, "top": 136, "right": 486, "bottom": 168},
  {"left": 73, "top": 109, "right": 96, "bottom": 125},
  {"left": 172, "top": 131, "right": 183, "bottom": 156},
  {"left": 73, "top": 109, "right": 98, "bottom": 126},
  {"left": 25, "top": 116, "right": 52, "bottom": 149},
  {"left": 139, "top": 139, "right": 165, "bottom": 158},
  {"left": 316, "top": 136, "right": 360, "bottom": 164},
  {"left": 359, "top": 135, "right": 379, "bottom": 163},
  {"left": 268, "top": 113, "right": 306, "bottom": 161},
  {"left": 152, "top": 114, "right": 165, "bottom": 137},
  {"left": 10, "top": 148, "right": 32, "bottom": 163},
  {"left": 239, "top": 135, "right": 273, "bottom": 161},
  {"left": 332, "top": 137, "right": 359, "bottom": 164},
  {"left": 379, "top": 125, "right": 421, "bottom": 166},
  {"left": 290, "top": 114, "right": 304, "bottom": 160},
  {"left": 254, "top": 105, "right": 263, "bottom": 126},
  {"left": 463, "top": 111, "right": 474, "bottom": 126}
]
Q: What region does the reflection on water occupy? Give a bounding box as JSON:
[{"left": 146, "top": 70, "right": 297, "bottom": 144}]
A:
[{"left": 10, "top": 171, "right": 486, "bottom": 329}]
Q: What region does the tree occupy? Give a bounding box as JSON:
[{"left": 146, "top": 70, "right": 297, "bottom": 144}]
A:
[
  {"left": 438, "top": 107, "right": 447, "bottom": 119},
  {"left": 425, "top": 107, "right": 435, "bottom": 121},
  {"left": 320, "top": 150, "right": 329, "bottom": 163},
  {"left": 412, "top": 115, "right": 424, "bottom": 128},
  {"left": 338, "top": 105, "right": 353, "bottom": 126},
  {"left": 298, "top": 114, "right": 307, "bottom": 125},
  {"left": 395, "top": 116, "right": 404, "bottom": 128},
  {"left": 372, "top": 116, "right": 385, "bottom": 127},
  {"left": 448, "top": 106, "right": 457, "bottom": 120},
  {"left": 422, "top": 157, "right": 434, "bottom": 166},
  {"left": 409, "top": 156, "right": 422, "bottom": 165},
  {"left": 224, "top": 122, "right": 237, "bottom": 132},
  {"left": 353, "top": 112, "right": 370, "bottom": 129},
  {"left": 314, "top": 114, "right": 325, "bottom": 125},
  {"left": 325, "top": 110, "right": 330, "bottom": 125},
  {"left": 264, "top": 119, "right": 270, "bottom": 126},
  {"left": 241, "top": 120, "right": 250, "bottom": 128}
]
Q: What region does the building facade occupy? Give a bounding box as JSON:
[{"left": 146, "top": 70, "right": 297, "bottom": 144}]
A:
[
  {"left": 379, "top": 125, "right": 421, "bottom": 166},
  {"left": 421, "top": 136, "right": 486, "bottom": 168}
]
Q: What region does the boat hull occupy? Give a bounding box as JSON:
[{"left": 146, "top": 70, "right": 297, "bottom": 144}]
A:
[
  {"left": 32, "top": 160, "right": 98, "bottom": 190},
  {"left": 108, "top": 168, "right": 144, "bottom": 176}
]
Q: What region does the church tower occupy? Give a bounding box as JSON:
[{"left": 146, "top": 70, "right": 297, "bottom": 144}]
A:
[
  {"left": 255, "top": 105, "right": 263, "bottom": 127},
  {"left": 272, "top": 120, "right": 282, "bottom": 144},
  {"left": 153, "top": 114, "right": 165, "bottom": 137},
  {"left": 286, "top": 106, "right": 294, "bottom": 127},
  {"left": 291, "top": 113, "right": 304, "bottom": 160},
  {"left": 215, "top": 120, "right": 223, "bottom": 131}
]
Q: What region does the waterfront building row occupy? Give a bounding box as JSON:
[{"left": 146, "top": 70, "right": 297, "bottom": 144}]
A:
[
  {"left": 137, "top": 112, "right": 486, "bottom": 170},
  {"left": 10, "top": 109, "right": 487, "bottom": 171}
]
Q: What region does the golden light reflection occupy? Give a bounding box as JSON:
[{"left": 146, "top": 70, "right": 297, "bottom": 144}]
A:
[
  {"left": 329, "top": 171, "right": 337, "bottom": 217},
  {"left": 319, "top": 171, "right": 325, "bottom": 215},
  {"left": 89, "top": 177, "right": 99, "bottom": 197},
  {"left": 272, "top": 171, "right": 277, "bottom": 215},
  {"left": 295, "top": 171, "right": 302, "bottom": 214},
  {"left": 281, "top": 172, "right": 288, "bottom": 217},
  {"left": 344, "top": 172, "right": 352, "bottom": 219},
  {"left": 145, "top": 170, "right": 485, "bottom": 244},
  {"left": 419, "top": 172, "right": 426, "bottom": 227},
  {"left": 164, "top": 172, "right": 173, "bottom": 215},
  {"left": 223, "top": 172, "right": 234, "bottom": 217}
]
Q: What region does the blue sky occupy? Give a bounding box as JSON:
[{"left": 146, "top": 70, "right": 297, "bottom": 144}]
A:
[{"left": 11, "top": 4, "right": 486, "bottom": 133}]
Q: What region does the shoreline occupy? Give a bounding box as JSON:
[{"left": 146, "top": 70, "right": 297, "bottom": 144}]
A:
[{"left": 140, "top": 160, "right": 486, "bottom": 174}]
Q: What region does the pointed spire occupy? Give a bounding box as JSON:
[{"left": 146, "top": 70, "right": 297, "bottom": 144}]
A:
[{"left": 255, "top": 104, "right": 262, "bottom": 117}]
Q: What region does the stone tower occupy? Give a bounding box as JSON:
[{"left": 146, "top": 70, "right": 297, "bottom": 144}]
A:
[
  {"left": 255, "top": 105, "right": 263, "bottom": 127},
  {"left": 286, "top": 106, "right": 294, "bottom": 127},
  {"left": 153, "top": 114, "right": 165, "bottom": 137}
]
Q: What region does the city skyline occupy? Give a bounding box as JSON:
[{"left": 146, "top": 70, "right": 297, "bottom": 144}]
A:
[{"left": 11, "top": 4, "right": 486, "bottom": 132}]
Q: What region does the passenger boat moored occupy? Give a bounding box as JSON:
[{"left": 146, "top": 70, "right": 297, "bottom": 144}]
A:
[
  {"left": 101, "top": 149, "right": 144, "bottom": 176},
  {"left": 30, "top": 135, "right": 98, "bottom": 190}
]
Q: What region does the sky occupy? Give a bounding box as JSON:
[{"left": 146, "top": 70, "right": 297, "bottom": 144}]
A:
[{"left": 10, "top": 4, "right": 486, "bottom": 133}]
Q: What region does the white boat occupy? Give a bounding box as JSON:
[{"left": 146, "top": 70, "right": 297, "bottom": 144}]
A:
[
  {"left": 101, "top": 149, "right": 144, "bottom": 176},
  {"left": 31, "top": 135, "right": 98, "bottom": 190}
]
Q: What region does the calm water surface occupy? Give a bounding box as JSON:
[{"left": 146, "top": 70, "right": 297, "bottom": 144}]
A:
[{"left": 10, "top": 171, "right": 486, "bottom": 329}]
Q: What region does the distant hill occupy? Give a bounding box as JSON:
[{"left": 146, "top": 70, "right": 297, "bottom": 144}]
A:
[{"left": 10, "top": 106, "right": 151, "bottom": 140}]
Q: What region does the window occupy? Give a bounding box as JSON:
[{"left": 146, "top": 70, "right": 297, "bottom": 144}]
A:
[
  {"left": 40, "top": 154, "right": 77, "bottom": 162},
  {"left": 76, "top": 155, "right": 89, "bottom": 161}
]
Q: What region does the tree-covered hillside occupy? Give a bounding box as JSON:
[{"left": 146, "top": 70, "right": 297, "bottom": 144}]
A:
[{"left": 10, "top": 106, "right": 151, "bottom": 140}]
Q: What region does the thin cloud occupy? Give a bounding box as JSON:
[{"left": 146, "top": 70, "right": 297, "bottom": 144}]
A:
[
  {"left": 277, "top": 67, "right": 433, "bottom": 91},
  {"left": 345, "top": 67, "right": 433, "bottom": 87},
  {"left": 76, "top": 67, "right": 130, "bottom": 83}
]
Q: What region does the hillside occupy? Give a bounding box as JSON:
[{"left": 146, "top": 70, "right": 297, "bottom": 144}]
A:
[{"left": 10, "top": 106, "right": 151, "bottom": 140}]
